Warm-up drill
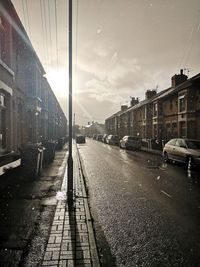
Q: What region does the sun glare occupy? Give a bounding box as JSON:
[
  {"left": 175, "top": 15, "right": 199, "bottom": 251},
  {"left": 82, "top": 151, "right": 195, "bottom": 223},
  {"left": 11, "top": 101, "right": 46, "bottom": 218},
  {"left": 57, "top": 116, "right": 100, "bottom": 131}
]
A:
[{"left": 45, "top": 68, "right": 69, "bottom": 98}]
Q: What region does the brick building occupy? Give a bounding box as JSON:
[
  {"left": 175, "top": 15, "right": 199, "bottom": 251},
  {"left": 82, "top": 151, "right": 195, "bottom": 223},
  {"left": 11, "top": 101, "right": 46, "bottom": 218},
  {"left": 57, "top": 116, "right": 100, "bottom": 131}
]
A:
[
  {"left": 0, "top": 0, "right": 67, "bottom": 163},
  {"left": 105, "top": 70, "right": 200, "bottom": 142}
]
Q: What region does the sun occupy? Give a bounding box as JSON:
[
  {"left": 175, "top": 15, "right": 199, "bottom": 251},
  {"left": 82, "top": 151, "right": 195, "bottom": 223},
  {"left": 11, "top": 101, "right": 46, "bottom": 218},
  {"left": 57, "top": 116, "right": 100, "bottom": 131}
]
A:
[{"left": 44, "top": 68, "right": 69, "bottom": 99}]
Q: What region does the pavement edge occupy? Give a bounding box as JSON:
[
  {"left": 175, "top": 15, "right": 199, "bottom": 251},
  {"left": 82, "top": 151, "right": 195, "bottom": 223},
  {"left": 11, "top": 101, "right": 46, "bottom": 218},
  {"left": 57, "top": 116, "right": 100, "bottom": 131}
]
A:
[{"left": 75, "top": 144, "right": 101, "bottom": 267}]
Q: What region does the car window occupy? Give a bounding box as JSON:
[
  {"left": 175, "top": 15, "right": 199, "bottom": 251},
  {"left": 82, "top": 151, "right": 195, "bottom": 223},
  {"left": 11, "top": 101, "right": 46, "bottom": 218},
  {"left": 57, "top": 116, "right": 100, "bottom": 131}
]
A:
[
  {"left": 167, "top": 139, "right": 176, "bottom": 146},
  {"left": 175, "top": 139, "right": 185, "bottom": 147},
  {"left": 128, "top": 137, "right": 138, "bottom": 141}
]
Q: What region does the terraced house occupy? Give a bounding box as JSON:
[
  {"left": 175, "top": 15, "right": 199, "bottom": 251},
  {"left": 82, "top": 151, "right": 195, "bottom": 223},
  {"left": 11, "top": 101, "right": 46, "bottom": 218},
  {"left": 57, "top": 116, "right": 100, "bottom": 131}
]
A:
[
  {"left": 0, "top": 0, "right": 67, "bottom": 165},
  {"left": 105, "top": 70, "right": 200, "bottom": 144}
]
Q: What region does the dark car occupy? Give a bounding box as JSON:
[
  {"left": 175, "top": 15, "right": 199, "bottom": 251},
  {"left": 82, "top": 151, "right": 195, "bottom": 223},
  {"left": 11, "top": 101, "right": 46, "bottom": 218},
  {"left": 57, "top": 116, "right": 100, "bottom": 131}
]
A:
[
  {"left": 92, "top": 134, "right": 97, "bottom": 140},
  {"left": 163, "top": 138, "right": 200, "bottom": 168},
  {"left": 106, "top": 135, "right": 119, "bottom": 145},
  {"left": 119, "top": 136, "right": 141, "bottom": 150},
  {"left": 76, "top": 135, "right": 86, "bottom": 144},
  {"left": 97, "top": 134, "right": 104, "bottom": 141}
]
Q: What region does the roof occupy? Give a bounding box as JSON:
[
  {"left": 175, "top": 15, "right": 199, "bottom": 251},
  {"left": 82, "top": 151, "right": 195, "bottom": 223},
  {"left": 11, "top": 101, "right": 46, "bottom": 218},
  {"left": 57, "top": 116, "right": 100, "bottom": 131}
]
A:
[
  {"left": 105, "top": 72, "right": 200, "bottom": 121},
  {"left": 151, "top": 72, "right": 200, "bottom": 102}
]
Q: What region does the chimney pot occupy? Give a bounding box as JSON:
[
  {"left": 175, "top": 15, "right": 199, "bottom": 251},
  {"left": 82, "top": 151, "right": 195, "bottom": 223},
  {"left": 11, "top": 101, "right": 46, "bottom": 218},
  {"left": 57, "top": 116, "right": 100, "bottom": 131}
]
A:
[{"left": 171, "top": 70, "right": 188, "bottom": 87}]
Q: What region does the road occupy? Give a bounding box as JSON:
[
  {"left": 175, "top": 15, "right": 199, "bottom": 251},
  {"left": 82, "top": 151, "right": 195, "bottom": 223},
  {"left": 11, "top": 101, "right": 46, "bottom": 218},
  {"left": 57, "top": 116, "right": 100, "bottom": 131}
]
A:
[{"left": 78, "top": 138, "right": 200, "bottom": 267}]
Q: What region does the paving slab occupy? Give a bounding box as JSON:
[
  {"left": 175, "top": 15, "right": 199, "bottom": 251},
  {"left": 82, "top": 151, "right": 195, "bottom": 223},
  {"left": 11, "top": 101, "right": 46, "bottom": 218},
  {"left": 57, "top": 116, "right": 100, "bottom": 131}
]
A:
[{"left": 42, "top": 143, "right": 100, "bottom": 267}]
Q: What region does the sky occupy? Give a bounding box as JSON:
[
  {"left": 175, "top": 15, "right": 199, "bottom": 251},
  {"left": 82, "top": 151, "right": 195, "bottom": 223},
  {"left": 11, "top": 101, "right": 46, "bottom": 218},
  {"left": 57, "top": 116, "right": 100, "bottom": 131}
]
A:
[{"left": 11, "top": 0, "right": 200, "bottom": 126}]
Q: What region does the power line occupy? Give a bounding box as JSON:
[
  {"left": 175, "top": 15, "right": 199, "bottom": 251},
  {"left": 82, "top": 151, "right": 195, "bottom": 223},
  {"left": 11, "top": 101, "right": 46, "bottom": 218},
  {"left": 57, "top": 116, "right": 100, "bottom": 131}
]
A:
[
  {"left": 47, "top": 0, "right": 52, "bottom": 63},
  {"left": 24, "top": 0, "right": 31, "bottom": 38},
  {"left": 44, "top": 0, "right": 50, "bottom": 69},
  {"left": 39, "top": 0, "right": 47, "bottom": 66},
  {"left": 75, "top": 0, "right": 79, "bottom": 69},
  {"left": 177, "top": 11, "right": 200, "bottom": 72},
  {"left": 54, "top": 0, "right": 59, "bottom": 71},
  {"left": 21, "top": 0, "right": 27, "bottom": 31},
  {"left": 184, "top": 12, "right": 200, "bottom": 68},
  {"left": 73, "top": 0, "right": 79, "bottom": 100}
]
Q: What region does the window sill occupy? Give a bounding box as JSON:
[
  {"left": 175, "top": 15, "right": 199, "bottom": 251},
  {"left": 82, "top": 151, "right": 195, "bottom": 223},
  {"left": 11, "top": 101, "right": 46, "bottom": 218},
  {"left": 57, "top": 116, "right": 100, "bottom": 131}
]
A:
[{"left": 0, "top": 59, "right": 14, "bottom": 77}]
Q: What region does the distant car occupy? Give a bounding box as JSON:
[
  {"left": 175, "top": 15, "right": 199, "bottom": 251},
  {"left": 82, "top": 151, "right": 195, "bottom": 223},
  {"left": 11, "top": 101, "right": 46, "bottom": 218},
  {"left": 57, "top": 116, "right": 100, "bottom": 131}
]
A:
[
  {"left": 119, "top": 136, "right": 141, "bottom": 150},
  {"left": 163, "top": 138, "right": 200, "bottom": 168},
  {"left": 102, "top": 134, "right": 108, "bottom": 143},
  {"left": 76, "top": 135, "right": 86, "bottom": 144},
  {"left": 106, "top": 135, "right": 119, "bottom": 145},
  {"left": 97, "top": 134, "right": 104, "bottom": 141},
  {"left": 93, "top": 134, "right": 97, "bottom": 140}
]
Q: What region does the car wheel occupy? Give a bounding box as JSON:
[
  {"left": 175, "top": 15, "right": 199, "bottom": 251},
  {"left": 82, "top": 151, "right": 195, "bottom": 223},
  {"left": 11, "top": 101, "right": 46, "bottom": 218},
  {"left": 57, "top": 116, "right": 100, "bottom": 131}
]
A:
[{"left": 163, "top": 152, "right": 169, "bottom": 163}]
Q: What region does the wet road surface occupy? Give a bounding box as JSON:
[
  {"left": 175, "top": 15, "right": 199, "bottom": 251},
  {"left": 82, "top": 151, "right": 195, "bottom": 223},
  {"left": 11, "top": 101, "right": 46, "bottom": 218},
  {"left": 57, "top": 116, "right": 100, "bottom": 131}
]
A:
[{"left": 78, "top": 138, "right": 200, "bottom": 267}]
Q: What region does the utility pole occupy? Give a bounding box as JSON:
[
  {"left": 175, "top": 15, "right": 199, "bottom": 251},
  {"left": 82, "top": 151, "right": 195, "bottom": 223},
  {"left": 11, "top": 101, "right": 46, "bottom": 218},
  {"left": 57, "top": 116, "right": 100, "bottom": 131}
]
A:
[
  {"left": 73, "top": 113, "right": 75, "bottom": 138},
  {"left": 73, "top": 113, "right": 75, "bottom": 126},
  {"left": 67, "top": 0, "right": 73, "bottom": 204}
]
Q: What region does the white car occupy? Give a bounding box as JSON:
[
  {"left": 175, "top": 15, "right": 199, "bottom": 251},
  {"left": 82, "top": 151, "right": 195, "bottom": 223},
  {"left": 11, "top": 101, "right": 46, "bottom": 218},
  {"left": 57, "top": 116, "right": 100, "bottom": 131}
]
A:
[{"left": 163, "top": 138, "right": 200, "bottom": 168}]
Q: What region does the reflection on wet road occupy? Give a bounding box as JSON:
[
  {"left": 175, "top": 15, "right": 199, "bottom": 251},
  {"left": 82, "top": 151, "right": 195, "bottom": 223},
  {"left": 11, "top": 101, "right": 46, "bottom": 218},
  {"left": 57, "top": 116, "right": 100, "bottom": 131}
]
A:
[{"left": 78, "top": 138, "right": 200, "bottom": 267}]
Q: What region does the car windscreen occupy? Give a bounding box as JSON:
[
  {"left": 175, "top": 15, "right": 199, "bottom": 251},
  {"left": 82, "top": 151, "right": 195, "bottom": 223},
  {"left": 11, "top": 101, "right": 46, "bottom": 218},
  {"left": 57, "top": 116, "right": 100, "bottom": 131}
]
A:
[{"left": 185, "top": 140, "right": 200, "bottom": 149}]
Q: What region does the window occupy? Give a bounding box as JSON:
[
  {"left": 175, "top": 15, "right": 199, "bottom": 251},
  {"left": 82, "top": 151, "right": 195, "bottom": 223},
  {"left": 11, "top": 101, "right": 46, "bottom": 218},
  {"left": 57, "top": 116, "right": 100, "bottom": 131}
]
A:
[
  {"left": 159, "top": 104, "right": 163, "bottom": 116},
  {"left": 170, "top": 99, "right": 173, "bottom": 110},
  {"left": 0, "top": 93, "right": 5, "bottom": 107},
  {"left": 0, "top": 16, "right": 6, "bottom": 62},
  {"left": 153, "top": 124, "right": 157, "bottom": 138},
  {"left": 175, "top": 139, "right": 186, "bottom": 148},
  {"left": 153, "top": 103, "right": 158, "bottom": 117},
  {"left": 179, "top": 95, "right": 186, "bottom": 112},
  {"left": 167, "top": 139, "right": 176, "bottom": 146},
  {"left": 142, "top": 107, "right": 146, "bottom": 119},
  {"left": 179, "top": 121, "right": 186, "bottom": 137},
  {"left": 172, "top": 122, "right": 177, "bottom": 137}
]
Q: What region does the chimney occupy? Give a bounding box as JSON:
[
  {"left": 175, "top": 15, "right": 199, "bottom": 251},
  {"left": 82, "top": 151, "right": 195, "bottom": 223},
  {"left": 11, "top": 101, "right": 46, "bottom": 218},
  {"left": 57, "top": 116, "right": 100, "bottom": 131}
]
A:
[
  {"left": 145, "top": 89, "right": 157, "bottom": 100},
  {"left": 121, "top": 105, "right": 128, "bottom": 111},
  {"left": 130, "top": 97, "right": 139, "bottom": 107},
  {"left": 171, "top": 69, "right": 188, "bottom": 87}
]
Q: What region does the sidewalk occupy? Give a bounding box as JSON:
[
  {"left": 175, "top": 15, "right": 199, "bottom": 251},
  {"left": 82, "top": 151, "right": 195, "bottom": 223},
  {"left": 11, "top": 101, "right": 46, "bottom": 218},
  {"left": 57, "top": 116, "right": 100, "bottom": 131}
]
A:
[{"left": 42, "top": 143, "right": 100, "bottom": 267}]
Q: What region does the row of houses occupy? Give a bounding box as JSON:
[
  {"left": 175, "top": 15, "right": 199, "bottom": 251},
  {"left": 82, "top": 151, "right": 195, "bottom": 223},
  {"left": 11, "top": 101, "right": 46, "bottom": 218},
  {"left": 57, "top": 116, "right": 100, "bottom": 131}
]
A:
[
  {"left": 105, "top": 70, "right": 200, "bottom": 143},
  {"left": 0, "top": 0, "right": 67, "bottom": 163}
]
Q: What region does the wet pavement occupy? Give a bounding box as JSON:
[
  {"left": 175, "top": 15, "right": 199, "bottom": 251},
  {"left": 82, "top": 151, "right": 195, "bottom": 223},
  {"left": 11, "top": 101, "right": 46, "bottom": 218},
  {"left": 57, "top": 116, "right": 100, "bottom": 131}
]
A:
[
  {"left": 78, "top": 138, "right": 200, "bottom": 267},
  {"left": 0, "top": 148, "right": 67, "bottom": 267}
]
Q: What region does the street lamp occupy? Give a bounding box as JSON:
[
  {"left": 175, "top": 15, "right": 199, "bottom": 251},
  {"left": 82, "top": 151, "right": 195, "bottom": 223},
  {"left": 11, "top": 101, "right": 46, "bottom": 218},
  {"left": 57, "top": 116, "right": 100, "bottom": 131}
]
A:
[{"left": 67, "top": 0, "right": 73, "bottom": 204}]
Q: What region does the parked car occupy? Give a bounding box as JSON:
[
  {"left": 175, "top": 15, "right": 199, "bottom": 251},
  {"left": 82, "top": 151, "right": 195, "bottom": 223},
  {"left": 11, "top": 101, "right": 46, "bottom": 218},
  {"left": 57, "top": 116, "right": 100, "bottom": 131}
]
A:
[
  {"left": 106, "top": 135, "right": 119, "bottom": 145},
  {"left": 92, "top": 134, "right": 97, "bottom": 140},
  {"left": 102, "top": 134, "right": 108, "bottom": 143},
  {"left": 76, "top": 135, "right": 86, "bottom": 144},
  {"left": 119, "top": 136, "right": 141, "bottom": 150},
  {"left": 163, "top": 138, "right": 200, "bottom": 168},
  {"left": 97, "top": 134, "right": 104, "bottom": 141}
]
